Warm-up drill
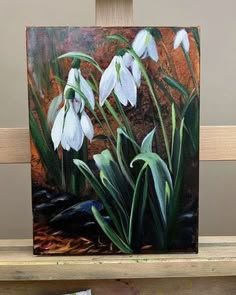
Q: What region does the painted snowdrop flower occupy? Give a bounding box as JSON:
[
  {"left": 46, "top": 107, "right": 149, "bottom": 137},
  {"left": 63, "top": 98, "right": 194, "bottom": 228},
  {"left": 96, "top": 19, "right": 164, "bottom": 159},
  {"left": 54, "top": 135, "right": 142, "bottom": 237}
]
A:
[
  {"left": 51, "top": 67, "right": 94, "bottom": 151},
  {"left": 99, "top": 56, "right": 137, "bottom": 107},
  {"left": 64, "top": 68, "right": 95, "bottom": 110},
  {"left": 51, "top": 99, "right": 94, "bottom": 151},
  {"left": 122, "top": 29, "right": 158, "bottom": 87},
  {"left": 174, "top": 29, "right": 190, "bottom": 52},
  {"left": 132, "top": 29, "right": 158, "bottom": 62}
]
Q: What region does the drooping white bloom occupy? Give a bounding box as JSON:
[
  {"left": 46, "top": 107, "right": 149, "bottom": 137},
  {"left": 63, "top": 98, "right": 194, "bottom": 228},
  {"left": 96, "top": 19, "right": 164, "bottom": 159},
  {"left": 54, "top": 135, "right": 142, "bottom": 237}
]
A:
[
  {"left": 99, "top": 56, "right": 137, "bottom": 107},
  {"left": 174, "top": 29, "right": 190, "bottom": 52},
  {"left": 122, "top": 29, "right": 158, "bottom": 87},
  {"left": 132, "top": 29, "right": 158, "bottom": 62},
  {"left": 64, "top": 68, "right": 95, "bottom": 109},
  {"left": 51, "top": 99, "right": 94, "bottom": 151},
  {"left": 51, "top": 100, "right": 83, "bottom": 151},
  {"left": 51, "top": 66, "right": 95, "bottom": 151}
]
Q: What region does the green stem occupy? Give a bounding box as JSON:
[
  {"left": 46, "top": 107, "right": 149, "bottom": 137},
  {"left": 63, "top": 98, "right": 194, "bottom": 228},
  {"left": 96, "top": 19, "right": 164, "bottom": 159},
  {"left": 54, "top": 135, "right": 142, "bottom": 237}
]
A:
[
  {"left": 183, "top": 48, "right": 200, "bottom": 97},
  {"left": 105, "top": 101, "right": 124, "bottom": 128},
  {"left": 127, "top": 49, "right": 172, "bottom": 171},
  {"left": 160, "top": 40, "right": 178, "bottom": 79},
  {"left": 90, "top": 107, "right": 116, "bottom": 150},
  {"left": 61, "top": 151, "right": 66, "bottom": 191},
  {"left": 96, "top": 101, "right": 117, "bottom": 141},
  {"left": 113, "top": 93, "right": 139, "bottom": 154}
]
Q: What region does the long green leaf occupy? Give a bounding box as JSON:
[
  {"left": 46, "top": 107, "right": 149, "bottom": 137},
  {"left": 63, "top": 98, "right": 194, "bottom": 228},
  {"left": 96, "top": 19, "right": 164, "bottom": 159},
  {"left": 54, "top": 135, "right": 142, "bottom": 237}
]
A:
[
  {"left": 29, "top": 83, "right": 54, "bottom": 151},
  {"left": 58, "top": 51, "right": 102, "bottom": 73},
  {"left": 148, "top": 196, "right": 166, "bottom": 250},
  {"left": 92, "top": 206, "right": 133, "bottom": 254},
  {"left": 171, "top": 104, "right": 176, "bottom": 159},
  {"left": 29, "top": 112, "right": 61, "bottom": 186},
  {"left": 175, "top": 118, "right": 184, "bottom": 188},
  {"left": 47, "top": 93, "right": 63, "bottom": 124},
  {"left": 94, "top": 149, "right": 132, "bottom": 207},
  {"left": 162, "top": 74, "right": 189, "bottom": 98},
  {"left": 73, "top": 159, "right": 123, "bottom": 236},
  {"left": 116, "top": 128, "right": 140, "bottom": 189},
  {"left": 100, "top": 172, "right": 129, "bottom": 242},
  {"left": 153, "top": 78, "right": 182, "bottom": 118},
  {"left": 106, "top": 34, "right": 130, "bottom": 47},
  {"left": 131, "top": 152, "right": 173, "bottom": 225},
  {"left": 191, "top": 27, "right": 200, "bottom": 54},
  {"left": 128, "top": 165, "right": 148, "bottom": 251},
  {"left": 141, "top": 128, "right": 156, "bottom": 153}
]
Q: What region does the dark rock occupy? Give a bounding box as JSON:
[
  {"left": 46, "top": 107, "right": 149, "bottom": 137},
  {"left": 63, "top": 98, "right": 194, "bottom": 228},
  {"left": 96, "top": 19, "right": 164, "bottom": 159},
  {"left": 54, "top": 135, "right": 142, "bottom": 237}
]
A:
[
  {"left": 51, "top": 192, "right": 77, "bottom": 209},
  {"left": 49, "top": 200, "right": 104, "bottom": 234},
  {"left": 34, "top": 203, "right": 57, "bottom": 220},
  {"left": 32, "top": 189, "right": 54, "bottom": 204}
]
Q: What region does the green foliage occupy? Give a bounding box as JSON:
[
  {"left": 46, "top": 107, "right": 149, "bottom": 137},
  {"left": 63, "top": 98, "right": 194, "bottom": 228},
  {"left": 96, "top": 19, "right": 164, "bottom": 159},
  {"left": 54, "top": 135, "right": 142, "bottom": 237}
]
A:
[
  {"left": 74, "top": 127, "right": 184, "bottom": 253},
  {"left": 29, "top": 111, "right": 62, "bottom": 187},
  {"left": 105, "top": 34, "right": 130, "bottom": 47},
  {"left": 47, "top": 93, "right": 63, "bottom": 125},
  {"left": 58, "top": 51, "right": 103, "bottom": 73},
  {"left": 162, "top": 74, "right": 189, "bottom": 99}
]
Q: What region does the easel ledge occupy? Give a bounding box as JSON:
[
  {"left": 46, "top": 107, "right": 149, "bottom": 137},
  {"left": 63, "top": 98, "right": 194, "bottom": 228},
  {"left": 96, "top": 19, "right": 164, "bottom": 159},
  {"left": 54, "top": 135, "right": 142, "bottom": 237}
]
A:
[{"left": 0, "top": 237, "right": 235, "bottom": 294}]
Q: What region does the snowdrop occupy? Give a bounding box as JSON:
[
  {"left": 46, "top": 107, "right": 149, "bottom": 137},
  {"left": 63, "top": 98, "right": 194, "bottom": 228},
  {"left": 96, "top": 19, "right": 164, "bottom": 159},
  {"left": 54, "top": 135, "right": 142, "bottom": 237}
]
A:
[
  {"left": 99, "top": 56, "right": 137, "bottom": 107},
  {"left": 132, "top": 29, "right": 158, "bottom": 62},
  {"left": 122, "top": 29, "right": 158, "bottom": 87},
  {"left": 174, "top": 29, "right": 190, "bottom": 53},
  {"left": 51, "top": 99, "right": 94, "bottom": 151},
  {"left": 64, "top": 68, "right": 95, "bottom": 109},
  {"left": 51, "top": 67, "right": 94, "bottom": 151}
]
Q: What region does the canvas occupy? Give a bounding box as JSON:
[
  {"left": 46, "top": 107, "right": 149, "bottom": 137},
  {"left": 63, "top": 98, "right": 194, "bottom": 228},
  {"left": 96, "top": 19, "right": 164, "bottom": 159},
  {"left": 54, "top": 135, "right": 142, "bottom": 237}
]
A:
[{"left": 26, "top": 27, "right": 200, "bottom": 255}]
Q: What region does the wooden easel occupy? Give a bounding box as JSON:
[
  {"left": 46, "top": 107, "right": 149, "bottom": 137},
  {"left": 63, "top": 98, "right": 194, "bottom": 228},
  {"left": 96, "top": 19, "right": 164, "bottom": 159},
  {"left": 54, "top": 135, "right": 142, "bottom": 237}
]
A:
[{"left": 0, "top": 0, "right": 236, "bottom": 294}]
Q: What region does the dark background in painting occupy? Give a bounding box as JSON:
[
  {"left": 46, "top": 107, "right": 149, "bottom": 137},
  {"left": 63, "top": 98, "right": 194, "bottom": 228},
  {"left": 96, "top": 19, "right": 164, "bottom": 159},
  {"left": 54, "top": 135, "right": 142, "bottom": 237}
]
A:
[{"left": 27, "top": 27, "right": 199, "bottom": 254}]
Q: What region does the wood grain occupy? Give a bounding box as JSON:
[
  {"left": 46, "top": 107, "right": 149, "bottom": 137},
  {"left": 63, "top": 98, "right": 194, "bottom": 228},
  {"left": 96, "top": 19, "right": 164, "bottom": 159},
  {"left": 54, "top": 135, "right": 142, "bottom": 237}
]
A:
[
  {"left": 0, "top": 126, "right": 236, "bottom": 163},
  {"left": 0, "top": 128, "right": 30, "bottom": 163},
  {"left": 0, "top": 237, "right": 235, "bottom": 281},
  {"left": 200, "top": 126, "right": 236, "bottom": 160},
  {"left": 0, "top": 277, "right": 235, "bottom": 295},
  {"left": 96, "top": 0, "right": 133, "bottom": 26}
]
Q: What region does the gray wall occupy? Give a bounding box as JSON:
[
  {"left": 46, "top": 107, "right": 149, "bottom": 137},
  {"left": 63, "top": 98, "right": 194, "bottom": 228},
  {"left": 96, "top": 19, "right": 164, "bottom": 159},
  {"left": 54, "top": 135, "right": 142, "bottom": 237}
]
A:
[{"left": 0, "top": 0, "right": 235, "bottom": 238}]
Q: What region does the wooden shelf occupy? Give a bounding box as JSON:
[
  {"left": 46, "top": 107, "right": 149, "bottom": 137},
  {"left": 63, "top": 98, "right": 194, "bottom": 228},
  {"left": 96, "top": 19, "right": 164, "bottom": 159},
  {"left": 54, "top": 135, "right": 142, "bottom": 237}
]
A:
[{"left": 0, "top": 236, "right": 235, "bottom": 281}]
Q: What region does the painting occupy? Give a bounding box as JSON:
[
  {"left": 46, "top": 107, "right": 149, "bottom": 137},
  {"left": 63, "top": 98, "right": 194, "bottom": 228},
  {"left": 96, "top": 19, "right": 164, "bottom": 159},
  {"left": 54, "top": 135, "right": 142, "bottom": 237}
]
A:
[{"left": 26, "top": 27, "right": 200, "bottom": 255}]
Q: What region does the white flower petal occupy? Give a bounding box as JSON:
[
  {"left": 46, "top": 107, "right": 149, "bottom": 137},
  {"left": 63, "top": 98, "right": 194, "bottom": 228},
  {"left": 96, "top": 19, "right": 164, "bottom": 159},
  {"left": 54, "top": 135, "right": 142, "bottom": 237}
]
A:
[
  {"left": 69, "top": 122, "right": 84, "bottom": 151},
  {"left": 61, "top": 134, "right": 70, "bottom": 151},
  {"left": 79, "top": 70, "right": 95, "bottom": 109},
  {"left": 147, "top": 36, "right": 158, "bottom": 61},
  {"left": 119, "top": 64, "right": 137, "bottom": 106},
  {"left": 99, "top": 57, "right": 116, "bottom": 106},
  {"left": 122, "top": 52, "right": 133, "bottom": 68},
  {"left": 63, "top": 101, "right": 83, "bottom": 151},
  {"left": 132, "top": 29, "right": 148, "bottom": 57},
  {"left": 114, "top": 81, "right": 128, "bottom": 106},
  {"left": 81, "top": 111, "right": 94, "bottom": 141},
  {"left": 64, "top": 68, "right": 78, "bottom": 96},
  {"left": 73, "top": 95, "right": 82, "bottom": 114},
  {"left": 131, "top": 60, "right": 141, "bottom": 87},
  {"left": 51, "top": 107, "right": 65, "bottom": 150},
  {"left": 174, "top": 29, "right": 189, "bottom": 51}
]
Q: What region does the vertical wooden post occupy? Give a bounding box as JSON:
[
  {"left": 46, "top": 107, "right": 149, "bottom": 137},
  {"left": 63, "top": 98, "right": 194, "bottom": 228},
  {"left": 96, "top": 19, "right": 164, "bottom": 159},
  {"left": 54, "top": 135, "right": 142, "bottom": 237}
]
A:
[{"left": 95, "top": 0, "right": 133, "bottom": 26}]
